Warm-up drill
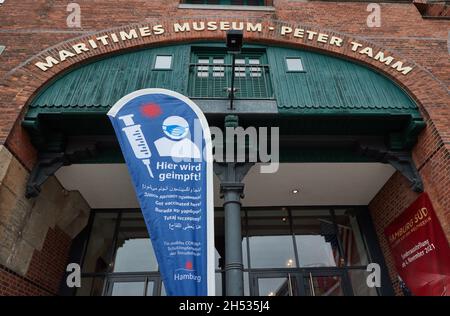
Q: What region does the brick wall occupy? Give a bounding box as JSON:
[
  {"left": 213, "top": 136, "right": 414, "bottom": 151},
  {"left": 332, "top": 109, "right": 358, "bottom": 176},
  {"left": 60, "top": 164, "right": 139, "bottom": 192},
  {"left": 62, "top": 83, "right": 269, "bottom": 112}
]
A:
[
  {"left": 369, "top": 114, "right": 450, "bottom": 296},
  {"left": 0, "top": 267, "right": 51, "bottom": 296},
  {"left": 0, "top": 1, "right": 447, "bottom": 82},
  {"left": 0, "top": 227, "right": 72, "bottom": 296},
  {"left": 25, "top": 227, "right": 72, "bottom": 293}
]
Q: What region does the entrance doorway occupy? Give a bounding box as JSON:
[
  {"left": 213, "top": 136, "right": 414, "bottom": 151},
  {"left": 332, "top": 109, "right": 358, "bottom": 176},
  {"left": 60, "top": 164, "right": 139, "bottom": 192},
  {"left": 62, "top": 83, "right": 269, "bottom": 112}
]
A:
[
  {"left": 229, "top": 206, "right": 380, "bottom": 296},
  {"left": 59, "top": 162, "right": 394, "bottom": 296},
  {"left": 73, "top": 205, "right": 382, "bottom": 296}
]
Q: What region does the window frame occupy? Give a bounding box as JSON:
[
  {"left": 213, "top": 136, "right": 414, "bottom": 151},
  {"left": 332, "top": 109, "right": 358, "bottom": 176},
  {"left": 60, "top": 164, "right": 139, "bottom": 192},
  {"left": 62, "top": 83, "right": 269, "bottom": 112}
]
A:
[
  {"left": 189, "top": 48, "right": 273, "bottom": 100},
  {"left": 285, "top": 56, "right": 306, "bottom": 73},
  {"left": 153, "top": 54, "right": 174, "bottom": 71},
  {"left": 178, "top": 0, "right": 275, "bottom": 11},
  {"left": 180, "top": 0, "right": 272, "bottom": 6}
]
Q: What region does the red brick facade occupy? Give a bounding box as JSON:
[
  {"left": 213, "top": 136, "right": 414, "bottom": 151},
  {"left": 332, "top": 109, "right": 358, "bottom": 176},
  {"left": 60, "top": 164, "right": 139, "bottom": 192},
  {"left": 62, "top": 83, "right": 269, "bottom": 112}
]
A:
[
  {"left": 0, "top": 1, "right": 448, "bottom": 295},
  {"left": 0, "top": 228, "right": 72, "bottom": 296}
]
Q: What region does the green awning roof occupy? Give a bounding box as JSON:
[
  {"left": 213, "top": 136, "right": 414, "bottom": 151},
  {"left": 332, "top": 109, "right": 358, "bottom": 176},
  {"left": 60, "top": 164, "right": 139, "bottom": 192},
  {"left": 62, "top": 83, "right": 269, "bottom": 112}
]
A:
[
  {"left": 28, "top": 43, "right": 420, "bottom": 117},
  {"left": 24, "top": 43, "right": 424, "bottom": 153}
]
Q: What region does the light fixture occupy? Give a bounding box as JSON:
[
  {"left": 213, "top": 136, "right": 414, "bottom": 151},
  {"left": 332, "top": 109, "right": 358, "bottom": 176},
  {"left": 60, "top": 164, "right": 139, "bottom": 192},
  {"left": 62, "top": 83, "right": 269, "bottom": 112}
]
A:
[
  {"left": 268, "top": 291, "right": 274, "bottom": 296},
  {"left": 292, "top": 188, "right": 299, "bottom": 194},
  {"left": 286, "top": 259, "right": 294, "bottom": 267},
  {"left": 226, "top": 30, "right": 243, "bottom": 53}
]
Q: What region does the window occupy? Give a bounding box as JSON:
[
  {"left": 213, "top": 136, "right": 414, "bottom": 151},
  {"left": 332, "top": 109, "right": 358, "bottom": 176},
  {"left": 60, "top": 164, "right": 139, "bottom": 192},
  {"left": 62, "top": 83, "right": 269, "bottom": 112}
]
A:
[
  {"left": 112, "top": 212, "right": 158, "bottom": 272},
  {"left": 196, "top": 57, "right": 226, "bottom": 78},
  {"left": 249, "top": 59, "right": 262, "bottom": 77},
  {"left": 189, "top": 50, "right": 273, "bottom": 99},
  {"left": 197, "top": 58, "right": 210, "bottom": 77},
  {"left": 77, "top": 210, "right": 225, "bottom": 296},
  {"left": 154, "top": 55, "right": 172, "bottom": 70},
  {"left": 291, "top": 209, "right": 342, "bottom": 267},
  {"left": 285, "top": 57, "right": 304, "bottom": 72},
  {"left": 246, "top": 209, "right": 296, "bottom": 269},
  {"left": 212, "top": 58, "right": 225, "bottom": 77},
  {"left": 76, "top": 211, "right": 163, "bottom": 296},
  {"left": 235, "top": 58, "right": 246, "bottom": 77},
  {"left": 232, "top": 58, "right": 262, "bottom": 78},
  {"left": 76, "top": 207, "right": 379, "bottom": 296},
  {"left": 181, "top": 1, "right": 271, "bottom": 6},
  {"left": 240, "top": 207, "right": 379, "bottom": 296},
  {"left": 0, "top": 45, "right": 5, "bottom": 55}
]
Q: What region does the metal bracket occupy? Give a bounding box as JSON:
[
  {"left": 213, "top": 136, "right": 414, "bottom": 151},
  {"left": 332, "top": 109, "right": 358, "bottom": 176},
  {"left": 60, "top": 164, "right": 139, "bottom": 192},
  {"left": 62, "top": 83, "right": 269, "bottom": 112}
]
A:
[
  {"left": 357, "top": 141, "right": 423, "bottom": 192},
  {"left": 25, "top": 141, "right": 98, "bottom": 198},
  {"left": 214, "top": 162, "right": 254, "bottom": 198},
  {"left": 26, "top": 153, "right": 66, "bottom": 198}
]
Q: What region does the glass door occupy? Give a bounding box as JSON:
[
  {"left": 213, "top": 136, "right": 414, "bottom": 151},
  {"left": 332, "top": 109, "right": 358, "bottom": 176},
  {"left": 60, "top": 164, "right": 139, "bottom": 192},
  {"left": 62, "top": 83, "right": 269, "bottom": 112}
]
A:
[
  {"left": 251, "top": 271, "right": 303, "bottom": 296},
  {"left": 302, "top": 270, "right": 352, "bottom": 296},
  {"left": 105, "top": 275, "right": 161, "bottom": 296},
  {"left": 251, "top": 269, "right": 353, "bottom": 296}
]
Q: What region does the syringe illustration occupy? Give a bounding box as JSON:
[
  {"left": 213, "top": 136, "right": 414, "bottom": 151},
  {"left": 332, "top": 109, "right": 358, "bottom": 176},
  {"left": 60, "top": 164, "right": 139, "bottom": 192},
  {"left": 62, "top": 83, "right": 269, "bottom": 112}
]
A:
[{"left": 118, "top": 114, "right": 154, "bottom": 178}]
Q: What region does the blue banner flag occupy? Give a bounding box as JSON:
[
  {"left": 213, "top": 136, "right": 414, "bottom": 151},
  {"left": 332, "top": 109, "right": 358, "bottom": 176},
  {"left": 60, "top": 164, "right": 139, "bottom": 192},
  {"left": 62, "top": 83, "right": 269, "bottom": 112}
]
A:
[{"left": 107, "top": 89, "right": 215, "bottom": 296}]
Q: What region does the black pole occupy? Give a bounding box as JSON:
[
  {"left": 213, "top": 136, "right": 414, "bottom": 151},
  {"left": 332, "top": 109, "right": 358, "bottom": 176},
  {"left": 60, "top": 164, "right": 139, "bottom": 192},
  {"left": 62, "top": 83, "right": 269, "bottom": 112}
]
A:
[
  {"left": 215, "top": 162, "right": 253, "bottom": 296},
  {"left": 229, "top": 53, "right": 236, "bottom": 110}
]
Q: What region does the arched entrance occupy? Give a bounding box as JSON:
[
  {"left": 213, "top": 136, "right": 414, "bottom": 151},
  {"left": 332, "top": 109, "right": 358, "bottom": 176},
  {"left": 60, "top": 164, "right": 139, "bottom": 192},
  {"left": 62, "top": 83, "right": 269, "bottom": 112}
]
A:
[{"left": 17, "top": 39, "right": 428, "bottom": 296}]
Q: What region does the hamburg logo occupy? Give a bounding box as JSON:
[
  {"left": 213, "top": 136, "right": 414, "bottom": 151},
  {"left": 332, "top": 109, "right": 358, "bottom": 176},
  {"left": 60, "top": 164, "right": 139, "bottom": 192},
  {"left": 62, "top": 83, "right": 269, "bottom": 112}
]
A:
[{"left": 174, "top": 261, "right": 201, "bottom": 283}]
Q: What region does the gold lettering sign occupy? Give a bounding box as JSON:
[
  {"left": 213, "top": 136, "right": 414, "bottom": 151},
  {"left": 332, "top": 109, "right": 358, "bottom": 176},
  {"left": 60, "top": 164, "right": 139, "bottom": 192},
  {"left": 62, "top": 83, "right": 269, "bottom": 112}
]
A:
[{"left": 34, "top": 20, "right": 413, "bottom": 75}]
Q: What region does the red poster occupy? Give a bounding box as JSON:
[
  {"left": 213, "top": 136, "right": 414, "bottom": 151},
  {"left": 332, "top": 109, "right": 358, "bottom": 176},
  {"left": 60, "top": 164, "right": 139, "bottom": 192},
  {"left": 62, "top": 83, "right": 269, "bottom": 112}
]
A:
[{"left": 384, "top": 193, "right": 450, "bottom": 296}]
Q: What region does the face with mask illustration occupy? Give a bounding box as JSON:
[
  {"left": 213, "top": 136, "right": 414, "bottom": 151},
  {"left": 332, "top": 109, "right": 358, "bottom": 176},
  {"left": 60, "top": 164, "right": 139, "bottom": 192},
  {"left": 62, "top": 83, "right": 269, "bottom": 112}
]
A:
[
  {"left": 154, "top": 115, "right": 201, "bottom": 159},
  {"left": 162, "top": 116, "right": 189, "bottom": 140}
]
